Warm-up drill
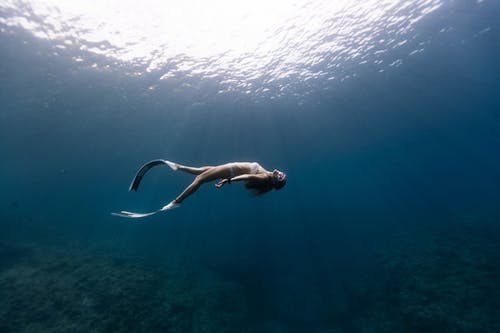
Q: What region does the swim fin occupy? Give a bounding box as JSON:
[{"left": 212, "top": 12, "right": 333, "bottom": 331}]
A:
[
  {"left": 111, "top": 201, "right": 180, "bottom": 218},
  {"left": 114, "top": 159, "right": 181, "bottom": 218},
  {"left": 111, "top": 210, "right": 159, "bottom": 218},
  {"left": 160, "top": 200, "right": 180, "bottom": 211},
  {"left": 128, "top": 159, "right": 178, "bottom": 191},
  {"left": 164, "top": 160, "right": 178, "bottom": 171}
]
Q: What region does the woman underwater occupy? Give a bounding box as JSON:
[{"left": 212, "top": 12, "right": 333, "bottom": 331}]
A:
[{"left": 112, "top": 160, "right": 287, "bottom": 218}]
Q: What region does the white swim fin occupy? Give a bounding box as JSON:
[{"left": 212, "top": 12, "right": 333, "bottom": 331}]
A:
[
  {"left": 111, "top": 210, "right": 159, "bottom": 218},
  {"left": 164, "top": 160, "right": 178, "bottom": 171},
  {"left": 115, "top": 159, "right": 181, "bottom": 219},
  {"left": 129, "top": 159, "right": 179, "bottom": 191},
  {"left": 160, "top": 200, "right": 180, "bottom": 211},
  {"left": 112, "top": 201, "right": 180, "bottom": 219}
]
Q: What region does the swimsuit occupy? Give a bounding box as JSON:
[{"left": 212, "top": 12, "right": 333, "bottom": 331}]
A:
[
  {"left": 249, "top": 162, "right": 260, "bottom": 174},
  {"left": 227, "top": 162, "right": 260, "bottom": 179}
]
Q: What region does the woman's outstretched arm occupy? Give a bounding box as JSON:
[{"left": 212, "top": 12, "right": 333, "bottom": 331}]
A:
[{"left": 215, "top": 173, "right": 268, "bottom": 188}]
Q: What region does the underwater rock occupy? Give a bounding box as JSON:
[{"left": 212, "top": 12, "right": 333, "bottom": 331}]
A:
[
  {"left": 0, "top": 244, "right": 247, "bottom": 333},
  {"left": 374, "top": 220, "right": 500, "bottom": 332}
]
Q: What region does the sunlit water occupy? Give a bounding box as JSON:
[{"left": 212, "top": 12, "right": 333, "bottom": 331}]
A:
[
  {"left": 1, "top": 0, "right": 446, "bottom": 100},
  {"left": 1, "top": 0, "right": 499, "bottom": 332}
]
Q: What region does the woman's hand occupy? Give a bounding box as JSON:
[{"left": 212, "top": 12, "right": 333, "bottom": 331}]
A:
[{"left": 215, "top": 179, "right": 229, "bottom": 188}]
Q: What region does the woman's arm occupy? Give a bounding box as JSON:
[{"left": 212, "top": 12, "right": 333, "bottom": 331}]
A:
[{"left": 215, "top": 173, "right": 267, "bottom": 188}]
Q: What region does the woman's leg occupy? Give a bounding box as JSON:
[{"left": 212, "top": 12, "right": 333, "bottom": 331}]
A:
[
  {"left": 174, "top": 163, "right": 213, "bottom": 175},
  {"left": 173, "top": 166, "right": 230, "bottom": 203},
  {"left": 174, "top": 177, "right": 202, "bottom": 203}
]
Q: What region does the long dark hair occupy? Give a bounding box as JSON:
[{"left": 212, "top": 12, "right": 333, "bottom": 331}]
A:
[
  {"left": 245, "top": 178, "right": 274, "bottom": 196},
  {"left": 244, "top": 175, "right": 286, "bottom": 196}
]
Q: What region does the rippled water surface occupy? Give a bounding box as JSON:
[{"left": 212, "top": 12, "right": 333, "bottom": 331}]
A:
[{"left": 1, "top": 0, "right": 447, "bottom": 99}]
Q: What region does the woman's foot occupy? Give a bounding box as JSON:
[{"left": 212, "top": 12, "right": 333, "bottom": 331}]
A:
[
  {"left": 164, "top": 160, "right": 178, "bottom": 170},
  {"left": 162, "top": 200, "right": 180, "bottom": 211}
]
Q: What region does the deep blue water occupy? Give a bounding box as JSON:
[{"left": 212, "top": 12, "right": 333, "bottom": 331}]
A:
[{"left": 1, "top": 1, "right": 500, "bottom": 332}]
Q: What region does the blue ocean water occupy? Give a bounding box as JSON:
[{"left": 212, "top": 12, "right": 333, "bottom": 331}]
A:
[{"left": 1, "top": 0, "right": 499, "bottom": 332}]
